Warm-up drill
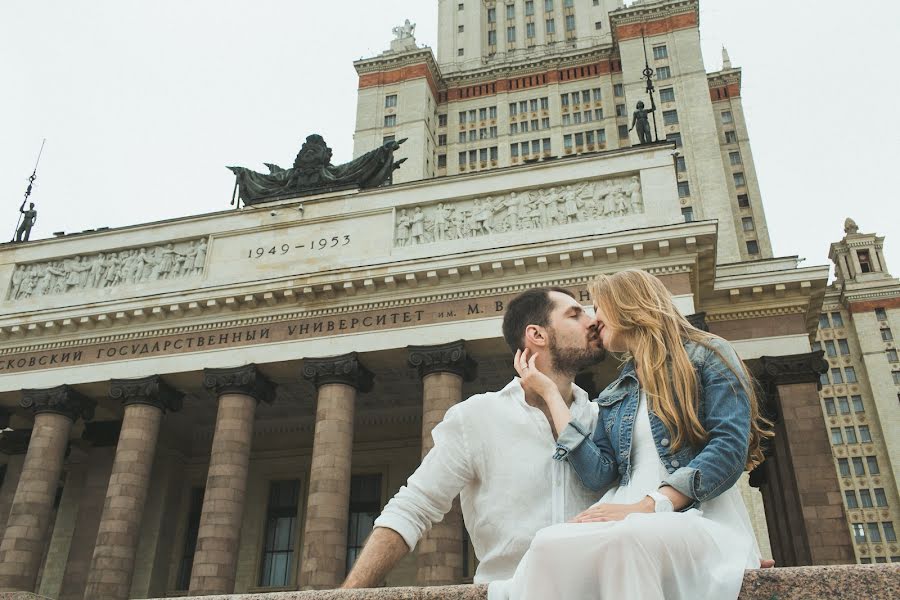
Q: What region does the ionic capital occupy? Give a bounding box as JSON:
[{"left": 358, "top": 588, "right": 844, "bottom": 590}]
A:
[
  {"left": 203, "top": 364, "right": 276, "bottom": 404},
  {"left": 109, "top": 375, "right": 184, "bottom": 413},
  {"left": 302, "top": 352, "right": 374, "bottom": 392},
  {"left": 20, "top": 385, "right": 96, "bottom": 422},
  {"left": 750, "top": 351, "right": 829, "bottom": 388},
  {"left": 407, "top": 340, "right": 478, "bottom": 381}
]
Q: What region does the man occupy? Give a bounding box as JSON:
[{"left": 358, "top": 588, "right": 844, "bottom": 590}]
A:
[
  {"left": 343, "top": 287, "right": 605, "bottom": 588},
  {"left": 15, "top": 202, "right": 37, "bottom": 242}
]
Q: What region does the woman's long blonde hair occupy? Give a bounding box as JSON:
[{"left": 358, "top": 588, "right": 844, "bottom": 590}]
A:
[{"left": 588, "top": 269, "right": 772, "bottom": 470}]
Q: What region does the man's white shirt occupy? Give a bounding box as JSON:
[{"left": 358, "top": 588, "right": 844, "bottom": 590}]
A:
[{"left": 374, "top": 378, "right": 602, "bottom": 583}]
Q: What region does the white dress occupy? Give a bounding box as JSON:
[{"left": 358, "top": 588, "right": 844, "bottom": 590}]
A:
[{"left": 490, "top": 392, "right": 760, "bottom": 600}]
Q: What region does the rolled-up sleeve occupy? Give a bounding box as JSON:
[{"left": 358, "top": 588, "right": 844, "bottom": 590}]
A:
[
  {"left": 554, "top": 414, "right": 618, "bottom": 493},
  {"left": 374, "top": 403, "right": 474, "bottom": 551}
]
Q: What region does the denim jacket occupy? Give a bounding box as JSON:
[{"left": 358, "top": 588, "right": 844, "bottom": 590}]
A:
[{"left": 553, "top": 337, "right": 752, "bottom": 508}]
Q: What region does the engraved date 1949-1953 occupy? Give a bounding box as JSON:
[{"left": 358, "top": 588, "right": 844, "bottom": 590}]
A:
[{"left": 246, "top": 234, "right": 351, "bottom": 259}]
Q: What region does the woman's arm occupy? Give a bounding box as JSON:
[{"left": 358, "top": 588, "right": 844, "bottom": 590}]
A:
[{"left": 662, "top": 340, "right": 752, "bottom": 506}]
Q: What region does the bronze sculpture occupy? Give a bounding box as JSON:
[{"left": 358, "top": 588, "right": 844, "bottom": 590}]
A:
[
  {"left": 228, "top": 135, "right": 407, "bottom": 205},
  {"left": 15, "top": 202, "right": 37, "bottom": 242},
  {"left": 630, "top": 100, "right": 656, "bottom": 145}
]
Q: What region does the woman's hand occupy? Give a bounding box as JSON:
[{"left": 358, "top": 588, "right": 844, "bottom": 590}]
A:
[
  {"left": 514, "top": 349, "right": 559, "bottom": 401},
  {"left": 570, "top": 498, "right": 655, "bottom": 523}
]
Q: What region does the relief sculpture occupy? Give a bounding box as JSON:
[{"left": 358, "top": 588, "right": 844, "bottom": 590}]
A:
[
  {"left": 7, "top": 238, "right": 208, "bottom": 301},
  {"left": 394, "top": 176, "right": 643, "bottom": 247}
]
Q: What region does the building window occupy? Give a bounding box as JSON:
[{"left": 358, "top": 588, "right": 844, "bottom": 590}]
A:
[
  {"left": 660, "top": 87, "right": 675, "bottom": 102},
  {"left": 875, "top": 489, "right": 888, "bottom": 507},
  {"left": 853, "top": 457, "right": 866, "bottom": 476},
  {"left": 595, "top": 21, "right": 603, "bottom": 30},
  {"left": 729, "top": 151, "right": 742, "bottom": 165},
  {"left": 488, "top": 30, "right": 497, "bottom": 45},
  {"left": 882, "top": 328, "right": 894, "bottom": 341},
  {"left": 675, "top": 156, "right": 686, "bottom": 172},
  {"left": 438, "top": 134, "right": 447, "bottom": 147},
  {"left": 830, "top": 428, "right": 843, "bottom": 445},
  {"left": 574, "top": 132, "right": 584, "bottom": 146},
  {"left": 507, "top": 26, "right": 516, "bottom": 42},
  {"left": 573, "top": 111, "right": 582, "bottom": 124},
  {"left": 581, "top": 90, "right": 591, "bottom": 104},
  {"left": 583, "top": 110, "right": 593, "bottom": 123},
  {"left": 618, "top": 124, "right": 629, "bottom": 139},
  {"left": 818, "top": 314, "right": 830, "bottom": 329},
  {"left": 385, "top": 94, "right": 397, "bottom": 108},
  {"left": 480, "top": 147, "right": 488, "bottom": 162},
  {"left": 725, "top": 130, "right": 738, "bottom": 144},
  {"left": 526, "top": 22, "right": 536, "bottom": 38},
  {"left": 521, "top": 141, "right": 530, "bottom": 155},
  {"left": 830, "top": 368, "right": 844, "bottom": 384},
  {"left": 859, "top": 425, "right": 872, "bottom": 443},
  {"left": 844, "top": 426, "right": 858, "bottom": 444},
  {"left": 845, "top": 490, "right": 859, "bottom": 509},
  {"left": 384, "top": 115, "right": 397, "bottom": 128},
  {"left": 653, "top": 45, "right": 668, "bottom": 60},
  {"left": 541, "top": 117, "right": 550, "bottom": 128},
  {"left": 490, "top": 125, "right": 498, "bottom": 137},
  {"left": 565, "top": 14, "right": 575, "bottom": 31},
  {"left": 258, "top": 480, "right": 300, "bottom": 587},
  {"left": 823, "top": 397, "right": 836, "bottom": 415},
  {"left": 875, "top": 307, "right": 887, "bottom": 320},
  {"left": 721, "top": 110, "right": 733, "bottom": 124},
  {"left": 740, "top": 217, "right": 754, "bottom": 232},
  {"left": 885, "top": 522, "right": 897, "bottom": 542},
  {"left": 656, "top": 66, "right": 671, "bottom": 79},
  {"left": 521, "top": 120, "right": 530, "bottom": 132},
  {"left": 597, "top": 128, "right": 606, "bottom": 143},
  {"left": 858, "top": 250, "right": 873, "bottom": 273},
  {"left": 837, "top": 458, "right": 850, "bottom": 477},
  {"left": 746, "top": 240, "right": 759, "bottom": 255},
  {"left": 560, "top": 93, "right": 570, "bottom": 108},
  {"left": 845, "top": 367, "right": 858, "bottom": 384},
  {"left": 838, "top": 339, "right": 850, "bottom": 355},
  {"left": 663, "top": 109, "right": 679, "bottom": 125},
  {"left": 893, "top": 371, "right": 900, "bottom": 385},
  {"left": 831, "top": 312, "right": 844, "bottom": 326},
  {"left": 733, "top": 172, "right": 746, "bottom": 187},
  {"left": 541, "top": 97, "right": 550, "bottom": 110},
  {"left": 564, "top": 0, "right": 574, "bottom": 7},
  {"left": 469, "top": 129, "right": 477, "bottom": 142},
  {"left": 838, "top": 396, "right": 850, "bottom": 414},
  {"left": 543, "top": 138, "right": 551, "bottom": 152},
  {"left": 852, "top": 395, "right": 864, "bottom": 413},
  {"left": 563, "top": 134, "right": 572, "bottom": 149},
  {"left": 458, "top": 152, "right": 467, "bottom": 165},
  {"left": 666, "top": 132, "right": 682, "bottom": 147},
  {"left": 612, "top": 83, "right": 624, "bottom": 97},
  {"left": 677, "top": 181, "right": 691, "bottom": 198},
  {"left": 868, "top": 523, "right": 882, "bottom": 543},
  {"left": 438, "top": 114, "right": 447, "bottom": 127},
  {"left": 737, "top": 193, "right": 750, "bottom": 207},
  {"left": 867, "top": 456, "right": 880, "bottom": 474},
  {"left": 459, "top": 25, "right": 465, "bottom": 33},
  {"left": 681, "top": 207, "right": 694, "bottom": 222},
  {"left": 592, "top": 88, "right": 602, "bottom": 102},
  {"left": 507, "top": 3, "right": 515, "bottom": 18},
  {"left": 819, "top": 371, "right": 829, "bottom": 386},
  {"left": 860, "top": 490, "right": 873, "bottom": 507},
  {"left": 382, "top": 135, "right": 395, "bottom": 145},
  {"left": 347, "top": 474, "right": 382, "bottom": 574},
  {"left": 615, "top": 103, "right": 627, "bottom": 117},
  {"left": 490, "top": 146, "right": 499, "bottom": 160},
  {"left": 488, "top": 7, "right": 496, "bottom": 22},
  {"left": 546, "top": 18, "right": 556, "bottom": 34},
  {"left": 526, "top": 0, "right": 535, "bottom": 16},
  {"left": 545, "top": 0, "right": 554, "bottom": 10},
  {"left": 438, "top": 154, "right": 447, "bottom": 168},
  {"left": 459, "top": 3, "right": 464, "bottom": 10},
  {"left": 176, "top": 487, "right": 205, "bottom": 590},
  {"left": 458, "top": 47, "right": 465, "bottom": 56},
  {"left": 888, "top": 349, "right": 899, "bottom": 362}
]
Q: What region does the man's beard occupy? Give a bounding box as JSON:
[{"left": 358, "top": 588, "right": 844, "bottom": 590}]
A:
[{"left": 548, "top": 328, "right": 606, "bottom": 378}]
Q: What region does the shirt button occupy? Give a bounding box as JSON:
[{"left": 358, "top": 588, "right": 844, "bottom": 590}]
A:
[
  {"left": 671, "top": 460, "right": 680, "bottom": 468},
  {"left": 661, "top": 438, "right": 670, "bottom": 447}
]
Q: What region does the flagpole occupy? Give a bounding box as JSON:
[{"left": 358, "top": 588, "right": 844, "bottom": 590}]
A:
[{"left": 12, "top": 138, "right": 46, "bottom": 242}]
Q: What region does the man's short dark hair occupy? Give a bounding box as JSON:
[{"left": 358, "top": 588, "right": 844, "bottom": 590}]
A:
[{"left": 502, "top": 287, "right": 575, "bottom": 354}]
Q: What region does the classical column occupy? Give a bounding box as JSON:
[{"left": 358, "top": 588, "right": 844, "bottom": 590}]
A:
[
  {"left": 187, "top": 365, "right": 274, "bottom": 596},
  {"left": 0, "top": 428, "right": 31, "bottom": 538},
  {"left": 408, "top": 340, "right": 477, "bottom": 586},
  {"left": 0, "top": 386, "right": 95, "bottom": 592},
  {"left": 751, "top": 352, "right": 855, "bottom": 565},
  {"left": 83, "top": 376, "right": 182, "bottom": 600},
  {"left": 299, "top": 353, "right": 373, "bottom": 589}
]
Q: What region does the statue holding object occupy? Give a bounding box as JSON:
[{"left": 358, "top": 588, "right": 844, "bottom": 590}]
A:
[
  {"left": 228, "top": 135, "right": 407, "bottom": 206},
  {"left": 630, "top": 99, "right": 656, "bottom": 145}
]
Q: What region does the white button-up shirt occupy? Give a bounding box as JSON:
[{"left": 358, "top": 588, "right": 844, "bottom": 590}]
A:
[{"left": 374, "top": 378, "right": 602, "bottom": 583}]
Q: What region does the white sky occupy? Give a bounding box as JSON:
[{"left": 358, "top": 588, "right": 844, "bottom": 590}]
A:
[{"left": 2, "top": 1, "right": 899, "bottom": 280}]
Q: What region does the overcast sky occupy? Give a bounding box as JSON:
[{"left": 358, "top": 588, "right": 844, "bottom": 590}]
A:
[{"left": 2, "top": 1, "right": 898, "bottom": 280}]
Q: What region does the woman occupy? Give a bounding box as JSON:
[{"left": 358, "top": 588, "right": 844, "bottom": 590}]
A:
[{"left": 494, "top": 269, "right": 770, "bottom": 600}]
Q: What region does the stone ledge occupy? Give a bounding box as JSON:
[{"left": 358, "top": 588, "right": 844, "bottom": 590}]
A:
[{"left": 1, "top": 565, "right": 897, "bottom": 600}]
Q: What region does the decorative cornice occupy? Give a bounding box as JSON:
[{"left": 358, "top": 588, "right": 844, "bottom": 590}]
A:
[
  {"left": 0, "top": 429, "right": 31, "bottom": 455},
  {"left": 302, "top": 352, "right": 374, "bottom": 392},
  {"left": 203, "top": 364, "right": 276, "bottom": 404},
  {"left": 20, "top": 385, "right": 95, "bottom": 422},
  {"left": 109, "top": 375, "right": 183, "bottom": 413},
  {"left": 81, "top": 420, "right": 122, "bottom": 447},
  {"left": 705, "top": 306, "right": 807, "bottom": 322},
  {"left": 407, "top": 340, "right": 478, "bottom": 381},
  {"left": 749, "top": 351, "right": 829, "bottom": 388}
]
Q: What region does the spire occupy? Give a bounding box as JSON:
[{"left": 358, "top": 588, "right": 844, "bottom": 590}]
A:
[{"left": 722, "top": 46, "right": 732, "bottom": 69}]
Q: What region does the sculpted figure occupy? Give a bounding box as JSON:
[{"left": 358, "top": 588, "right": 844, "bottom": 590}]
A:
[
  {"left": 10, "top": 266, "right": 25, "bottom": 299},
  {"left": 15, "top": 202, "right": 37, "bottom": 242},
  {"left": 411, "top": 207, "right": 426, "bottom": 245},
  {"left": 396, "top": 209, "right": 411, "bottom": 246},
  {"left": 17, "top": 267, "right": 37, "bottom": 299},
  {"left": 434, "top": 204, "right": 450, "bottom": 241},
  {"left": 192, "top": 239, "right": 207, "bottom": 275},
  {"left": 630, "top": 100, "right": 656, "bottom": 145},
  {"left": 627, "top": 176, "right": 643, "bottom": 213}
]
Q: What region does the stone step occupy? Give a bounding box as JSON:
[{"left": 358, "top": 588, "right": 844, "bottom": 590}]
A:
[{"left": 1, "top": 565, "right": 898, "bottom": 600}]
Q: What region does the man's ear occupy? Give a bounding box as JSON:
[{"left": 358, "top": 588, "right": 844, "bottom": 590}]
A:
[{"left": 523, "top": 325, "right": 548, "bottom": 348}]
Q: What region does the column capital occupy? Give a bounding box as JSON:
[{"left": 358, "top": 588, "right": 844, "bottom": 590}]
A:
[
  {"left": 110, "top": 375, "right": 184, "bottom": 413},
  {"left": 20, "top": 385, "right": 95, "bottom": 422},
  {"left": 302, "top": 352, "right": 374, "bottom": 392},
  {"left": 0, "top": 429, "right": 31, "bottom": 455},
  {"left": 750, "top": 351, "right": 828, "bottom": 388},
  {"left": 686, "top": 312, "right": 709, "bottom": 332},
  {"left": 407, "top": 340, "right": 478, "bottom": 381},
  {"left": 203, "top": 364, "right": 276, "bottom": 404}
]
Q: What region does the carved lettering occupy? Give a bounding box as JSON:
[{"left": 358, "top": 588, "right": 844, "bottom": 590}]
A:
[{"left": 468, "top": 304, "right": 482, "bottom": 315}]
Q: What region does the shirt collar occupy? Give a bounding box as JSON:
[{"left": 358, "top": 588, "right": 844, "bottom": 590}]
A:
[{"left": 504, "top": 377, "right": 590, "bottom": 409}]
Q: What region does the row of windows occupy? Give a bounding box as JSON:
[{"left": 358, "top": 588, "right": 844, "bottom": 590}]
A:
[
  {"left": 511, "top": 118, "right": 550, "bottom": 134},
  {"left": 812, "top": 339, "right": 852, "bottom": 357},
  {"left": 819, "top": 312, "right": 846, "bottom": 329},
  {"left": 460, "top": 107, "right": 498, "bottom": 124},
  {"left": 510, "top": 97, "right": 550, "bottom": 115},
  {"left": 830, "top": 424, "right": 874, "bottom": 445},
  {"left": 823, "top": 395, "right": 865, "bottom": 415},
  {"left": 845, "top": 488, "right": 889, "bottom": 509},
  {"left": 853, "top": 521, "right": 897, "bottom": 544},
  {"left": 837, "top": 456, "right": 881, "bottom": 477},
  {"left": 511, "top": 138, "right": 552, "bottom": 157},
  {"left": 563, "top": 129, "right": 607, "bottom": 149},
  {"left": 486, "top": 0, "right": 576, "bottom": 22},
  {"left": 488, "top": 15, "right": 576, "bottom": 44},
  {"left": 459, "top": 146, "right": 500, "bottom": 164},
  {"left": 562, "top": 110, "right": 603, "bottom": 125},
  {"left": 821, "top": 366, "right": 859, "bottom": 385},
  {"left": 860, "top": 557, "right": 900, "bottom": 563},
  {"left": 458, "top": 127, "right": 499, "bottom": 143}
]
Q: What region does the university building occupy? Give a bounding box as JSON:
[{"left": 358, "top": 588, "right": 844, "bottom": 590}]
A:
[{"left": 0, "top": 1, "right": 894, "bottom": 599}]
